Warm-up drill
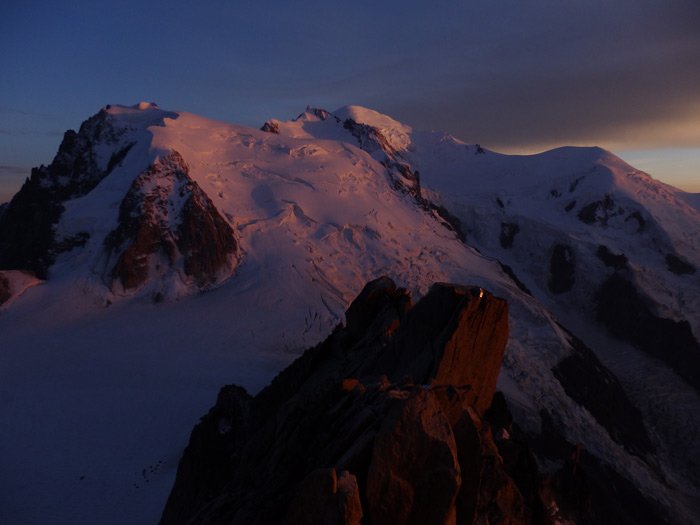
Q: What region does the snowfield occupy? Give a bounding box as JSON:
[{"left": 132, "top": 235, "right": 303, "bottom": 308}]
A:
[{"left": 1, "top": 103, "right": 698, "bottom": 523}]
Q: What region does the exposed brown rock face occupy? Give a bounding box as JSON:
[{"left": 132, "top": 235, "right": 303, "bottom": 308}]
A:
[
  {"left": 160, "top": 277, "right": 520, "bottom": 525},
  {"left": 366, "top": 389, "right": 461, "bottom": 525},
  {"left": 286, "top": 469, "right": 363, "bottom": 525},
  {"left": 103, "top": 151, "right": 238, "bottom": 293},
  {"left": 161, "top": 277, "right": 672, "bottom": 524}
]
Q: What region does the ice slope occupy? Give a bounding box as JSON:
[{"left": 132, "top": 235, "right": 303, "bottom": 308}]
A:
[
  {"left": 272, "top": 104, "right": 700, "bottom": 518},
  {"left": 283, "top": 104, "right": 700, "bottom": 342},
  {"left": 310, "top": 106, "right": 700, "bottom": 327},
  {"left": 1, "top": 103, "right": 698, "bottom": 523}
]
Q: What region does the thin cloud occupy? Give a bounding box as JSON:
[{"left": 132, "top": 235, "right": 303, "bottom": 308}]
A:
[
  {"left": 0, "top": 106, "right": 61, "bottom": 120},
  {"left": 0, "top": 128, "right": 63, "bottom": 137},
  {"left": 0, "top": 165, "right": 29, "bottom": 176}
]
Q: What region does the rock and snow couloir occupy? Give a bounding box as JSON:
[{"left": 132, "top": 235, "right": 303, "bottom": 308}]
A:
[{"left": 0, "top": 102, "right": 698, "bottom": 524}]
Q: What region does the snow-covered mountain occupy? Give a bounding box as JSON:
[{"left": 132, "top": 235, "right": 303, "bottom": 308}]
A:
[{"left": 0, "top": 102, "right": 698, "bottom": 524}]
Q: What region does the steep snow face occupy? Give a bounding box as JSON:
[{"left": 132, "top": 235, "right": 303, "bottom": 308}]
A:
[
  {"left": 334, "top": 104, "right": 413, "bottom": 152},
  {"left": 409, "top": 142, "right": 700, "bottom": 340},
  {"left": 0, "top": 105, "right": 530, "bottom": 525},
  {"left": 140, "top": 109, "right": 505, "bottom": 305},
  {"left": 0, "top": 103, "right": 178, "bottom": 278},
  {"left": 267, "top": 105, "right": 700, "bottom": 519},
  {"left": 272, "top": 106, "right": 700, "bottom": 338}
]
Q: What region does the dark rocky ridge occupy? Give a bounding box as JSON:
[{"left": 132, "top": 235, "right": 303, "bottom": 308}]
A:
[
  {"left": 0, "top": 108, "right": 132, "bottom": 278},
  {"left": 161, "top": 277, "right": 669, "bottom": 524},
  {"left": 161, "top": 277, "right": 522, "bottom": 524},
  {"left": 103, "top": 151, "right": 238, "bottom": 293}
]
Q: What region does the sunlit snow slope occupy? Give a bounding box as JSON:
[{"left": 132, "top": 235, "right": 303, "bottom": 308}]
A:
[{"left": 0, "top": 103, "right": 698, "bottom": 524}]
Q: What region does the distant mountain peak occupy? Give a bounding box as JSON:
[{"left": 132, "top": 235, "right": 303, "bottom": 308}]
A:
[{"left": 1, "top": 102, "right": 698, "bottom": 523}]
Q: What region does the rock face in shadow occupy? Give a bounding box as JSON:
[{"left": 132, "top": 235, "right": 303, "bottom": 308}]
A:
[
  {"left": 529, "top": 408, "right": 669, "bottom": 525},
  {"left": 160, "top": 277, "right": 520, "bottom": 525},
  {"left": 552, "top": 329, "right": 654, "bottom": 459},
  {"left": 103, "top": 151, "right": 238, "bottom": 294},
  {"left": 0, "top": 109, "right": 131, "bottom": 278},
  {"left": 500, "top": 222, "right": 520, "bottom": 249},
  {"left": 286, "top": 468, "right": 363, "bottom": 525},
  {"left": 596, "top": 273, "right": 700, "bottom": 392},
  {"left": 365, "top": 388, "right": 461, "bottom": 524},
  {"left": 548, "top": 244, "right": 575, "bottom": 294},
  {"left": 665, "top": 253, "right": 695, "bottom": 275}
]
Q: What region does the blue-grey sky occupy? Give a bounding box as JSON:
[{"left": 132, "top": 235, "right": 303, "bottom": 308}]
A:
[{"left": 1, "top": 0, "right": 699, "bottom": 203}]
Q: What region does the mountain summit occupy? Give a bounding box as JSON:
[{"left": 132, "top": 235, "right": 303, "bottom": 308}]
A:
[{"left": 0, "top": 103, "right": 698, "bottom": 524}]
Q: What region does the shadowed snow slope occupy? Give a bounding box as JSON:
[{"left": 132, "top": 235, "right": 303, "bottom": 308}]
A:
[{"left": 0, "top": 103, "right": 698, "bottom": 524}]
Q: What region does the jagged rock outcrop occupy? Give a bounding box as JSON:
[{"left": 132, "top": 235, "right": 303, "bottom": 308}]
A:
[
  {"left": 103, "top": 151, "right": 238, "bottom": 294},
  {"left": 260, "top": 120, "right": 280, "bottom": 134},
  {"left": 365, "top": 388, "right": 461, "bottom": 524},
  {"left": 161, "top": 276, "right": 675, "bottom": 524},
  {"left": 298, "top": 106, "right": 340, "bottom": 123},
  {"left": 0, "top": 108, "right": 136, "bottom": 277},
  {"left": 340, "top": 117, "right": 421, "bottom": 198},
  {"left": 161, "top": 277, "right": 519, "bottom": 524}
]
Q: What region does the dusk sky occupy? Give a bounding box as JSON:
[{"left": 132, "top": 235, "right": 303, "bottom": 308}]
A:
[{"left": 1, "top": 0, "right": 699, "bottom": 203}]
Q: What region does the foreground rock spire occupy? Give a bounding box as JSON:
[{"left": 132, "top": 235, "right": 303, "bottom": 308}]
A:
[{"left": 161, "top": 277, "right": 515, "bottom": 524}]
